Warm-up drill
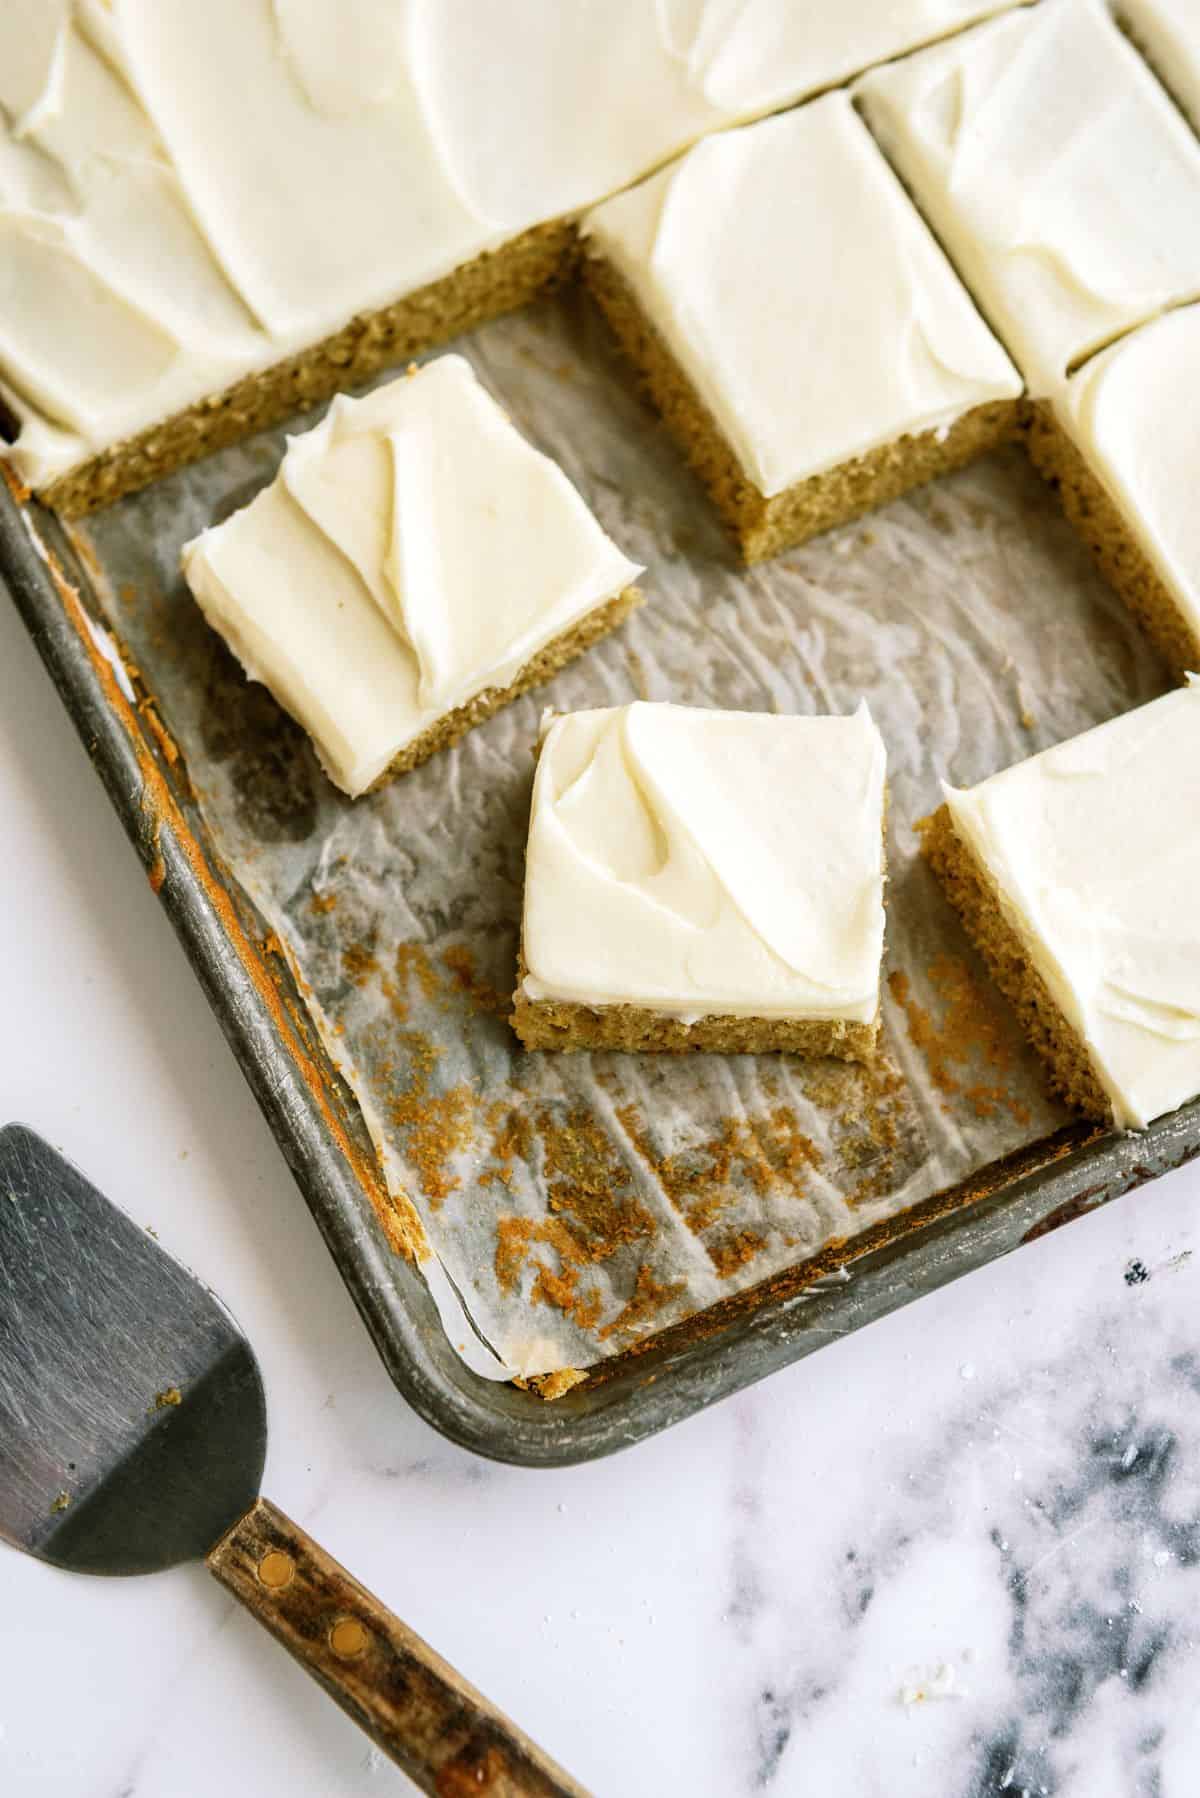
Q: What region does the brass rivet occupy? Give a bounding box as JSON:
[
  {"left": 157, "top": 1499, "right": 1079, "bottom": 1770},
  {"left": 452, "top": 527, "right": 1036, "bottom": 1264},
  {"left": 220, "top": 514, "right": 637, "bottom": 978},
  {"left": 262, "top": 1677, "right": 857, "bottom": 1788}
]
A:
[
  {"left": 329, "top": 1617, "right": 370, "bottom": 1661},
  {"left": 257, "top": 1550, "right": 295, "bottom": 1590}
]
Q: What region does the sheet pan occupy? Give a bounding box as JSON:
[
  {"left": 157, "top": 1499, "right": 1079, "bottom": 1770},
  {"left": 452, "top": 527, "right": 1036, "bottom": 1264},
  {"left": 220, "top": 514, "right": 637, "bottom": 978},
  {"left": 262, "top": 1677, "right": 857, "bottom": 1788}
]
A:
[{"left": 5, "top": 286, "right": 1199, "bottom": 1462}]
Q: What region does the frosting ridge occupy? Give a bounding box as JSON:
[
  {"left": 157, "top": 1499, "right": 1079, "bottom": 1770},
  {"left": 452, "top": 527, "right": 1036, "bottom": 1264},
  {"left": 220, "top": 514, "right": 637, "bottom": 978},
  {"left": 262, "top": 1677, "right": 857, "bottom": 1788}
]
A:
[
  {"left": 1122, "top": 0, "right": 1200, "bottom": 130},
  {"left": 3, "top": 0, "right": 1022, "bottom": 492},
  {"left": 522, "top": 701, "right": 887, "bottom": 1020},
  {"left": 182, "top": 357, "right": 641, "bottom": 796},
  {"left": 856, "top": 0, "right": 1200, "bottom": 392},
  {"left": 582, "top": 92, "right": 1020, "bottom": 496},
  {"left": 1049, "top": 304, "right": 1200, "bottom": 656},
  {"left": 944, "top": 680, "right": 1200, "bottom": 1128}
]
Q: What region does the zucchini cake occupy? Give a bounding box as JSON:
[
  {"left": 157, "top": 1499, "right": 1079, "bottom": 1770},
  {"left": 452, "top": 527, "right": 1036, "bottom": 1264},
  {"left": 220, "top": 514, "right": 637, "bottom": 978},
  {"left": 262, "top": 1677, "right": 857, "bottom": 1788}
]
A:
[
  {"left": 181, "top": 357, "right": 642, "bottom": 799},
  {"left": 921, "top": 682, "right": 1200, "bottom": 1130},
  {"left": 580, "top": 93, "right": 1022, "bottom": 563},
  {"left": 512, "top": 701, "right": 887, "bottom": 1058},
  {"left": 1026, "top": 306, "right": 1200, "bottom": 679},
  {"left": 856, "top": 0, "right": 1200, "bottom": 394},
  {"left": 0, "top": 0, "right": 1023, "bottom": 516}
]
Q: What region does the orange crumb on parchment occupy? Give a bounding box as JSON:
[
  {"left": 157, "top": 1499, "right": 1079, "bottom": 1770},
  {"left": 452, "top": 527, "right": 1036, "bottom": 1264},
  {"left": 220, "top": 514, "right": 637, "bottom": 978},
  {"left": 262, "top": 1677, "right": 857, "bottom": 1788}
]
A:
[
  {"left": 341, "top": 940, "right": 378, "bottom": 986},
  {"left": 478, "top": 1106, "right": 534, "bottom": 1189},
  {"left": 708, "top": 1229, "right": 768, "bottom": 1279},
  {"left": 395, "top": 941, "right": 441, "bottom": 1005},
  {"left": 598, "top": 1263, "right": 688, "bottom": 1342},
  {"left": 617, "top": 1102, "right": 820, "bottom": 1256},
  {"left": 889, "top": 955, "right": 1031, "bottom": 1125},
  {"left": 386, "top": 1028, "right": 473, "bottom": 1208},
  {"left": 493, "top": 1106, "right": 664, "bottom": 1336},
  {"left": 798, "top": 1053, "right": 912, "bottom": 1207},
  {"left": 439, "top": 943, "right": 509, "bottom": 1015},
  {"left": 532, "top": 1367, "right": 587, "bottom": 1400}
]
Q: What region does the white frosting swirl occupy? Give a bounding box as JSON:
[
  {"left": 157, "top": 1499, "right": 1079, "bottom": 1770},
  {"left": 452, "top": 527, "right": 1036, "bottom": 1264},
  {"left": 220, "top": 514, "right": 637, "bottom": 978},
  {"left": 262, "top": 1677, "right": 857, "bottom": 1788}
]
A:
[
  {"left": 582, "top": 92, "right": 1020, "bottom": 498},
  {"left": 1050, "top": 303, "right": 1200, "bottom": 660},
  {"left": 521, "top": 702, "right": 887, "bottom": 1023},
  {"left": 181, "top": 357, "right": 642, "bottom": 797},
  {"left": 944, "top": 680, "right": 1200, "bottom": 1129},
  {"left": 856, "top": 0, "right": 1200, "bottom": 393},
  {"left": 1122, "top": 0, "right": 1200, "bottom": 129},
  {"left": 2, "top": 0, "right": 1020, "bottom": 490}
]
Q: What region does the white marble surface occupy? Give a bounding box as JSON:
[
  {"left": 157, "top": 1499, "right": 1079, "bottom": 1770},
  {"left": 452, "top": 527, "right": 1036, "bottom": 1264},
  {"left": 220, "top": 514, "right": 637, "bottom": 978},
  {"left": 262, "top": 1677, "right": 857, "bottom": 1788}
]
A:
[{"left": 3, "top": 587, "right": 1200, "bottom": 1798}]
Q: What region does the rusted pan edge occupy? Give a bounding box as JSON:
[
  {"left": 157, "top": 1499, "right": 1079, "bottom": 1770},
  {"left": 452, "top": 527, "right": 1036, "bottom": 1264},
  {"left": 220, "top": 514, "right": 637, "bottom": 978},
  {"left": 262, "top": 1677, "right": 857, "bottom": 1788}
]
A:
[{"left": 5, "top": 467, "right": 1200, "bottom": 1466}]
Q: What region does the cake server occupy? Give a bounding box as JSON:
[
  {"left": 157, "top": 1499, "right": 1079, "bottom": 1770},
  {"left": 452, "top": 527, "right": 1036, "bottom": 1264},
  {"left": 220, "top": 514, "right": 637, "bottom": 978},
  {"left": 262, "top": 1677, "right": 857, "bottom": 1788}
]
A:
[{"left": 0, "top": 1124, "right": 587, "bottom": 1797}]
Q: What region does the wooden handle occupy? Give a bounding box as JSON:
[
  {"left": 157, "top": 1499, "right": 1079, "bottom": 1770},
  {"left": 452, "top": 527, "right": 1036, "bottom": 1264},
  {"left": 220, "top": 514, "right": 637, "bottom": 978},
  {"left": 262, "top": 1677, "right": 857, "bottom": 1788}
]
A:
[{"left": 208, "top": 1496, "right": 590, "bottom": 1797}]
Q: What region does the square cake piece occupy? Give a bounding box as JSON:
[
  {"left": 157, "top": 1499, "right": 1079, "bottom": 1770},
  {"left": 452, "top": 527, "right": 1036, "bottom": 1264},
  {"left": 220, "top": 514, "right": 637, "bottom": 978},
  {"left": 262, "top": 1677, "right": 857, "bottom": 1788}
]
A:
[
  {"left": 181, "top": 356, "right": 642, "bottom": 798},
  {"left": 579, "top": 92, "right": 1022, "bottom": 563},
  {"left": 0, "top": 0, "right": 1021, "bottom": 515},
  {"left": 1121, "top": 0, "right": 1200, "bottom": 128},
  {"left": 856, "top": 0, "right": 1200, "bottom": 394},
  {"left": 920, "top": 682, "right": 1200, "bottom": 1129},
  {"left": 1026, "top": 305, "right": 1200, "bottom": 679},
  {"left": 511, "top": 701, "right": 888, "bottom": 1058}
]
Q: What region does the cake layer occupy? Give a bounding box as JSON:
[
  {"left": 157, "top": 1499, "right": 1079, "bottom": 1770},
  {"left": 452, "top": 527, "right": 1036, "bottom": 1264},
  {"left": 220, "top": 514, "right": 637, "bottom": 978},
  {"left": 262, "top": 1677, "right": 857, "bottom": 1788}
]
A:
[
  {"left": 2, "top": 0, "right": 1022, "bottom": 499},
  {"left": 919, "top": 805, "right": 1115, "bottom": 1120},
  {"left": 1121, "top": 0, "right": 1200, "bottom": 127},
  {"left": 517, "top": 701, "right": 887, "bottom": 1026},
  {"left": 581, "top": 93, "right": 1021, "bottom": 502},
  {"left": 510, "top": 990, "right": 878, "bottom": 1061},
  {"left": 181, "top": 357, "right": 642, "bottom": 797},
  {"left": 856, "top": 0, "right": 1200, "bottom": 394},
  {"left": 939, "top": 681, "right": 1200, "bottom": 1129},
  {"left": 1028, "top": 305, "right": 1200, "bottom": 677}
]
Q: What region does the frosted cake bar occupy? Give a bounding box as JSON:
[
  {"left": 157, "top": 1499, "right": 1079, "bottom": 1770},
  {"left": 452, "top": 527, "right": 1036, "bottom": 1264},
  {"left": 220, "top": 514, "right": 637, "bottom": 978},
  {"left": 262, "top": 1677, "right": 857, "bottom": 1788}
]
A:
[
  {"left": 921, "top": 683, "right": 1200, "bottom": 1129},
  {"left": 512, "top": 702, "right": 887, "bottom": 1058},
  {"left": 181, "top": 358, "right": 642, "bottom": 798},
  {"left": 580, "top": 93, "right": 1022, "bottom": 562},
  {"left": 856, "top": 0, "right": 1200, "bottom": 394},
  {"left": 1026, "top": 306, "right": 1200, "bottom": 679},
  {"left": 2, "top": 0, "right": 1022, "bottom": 513}
]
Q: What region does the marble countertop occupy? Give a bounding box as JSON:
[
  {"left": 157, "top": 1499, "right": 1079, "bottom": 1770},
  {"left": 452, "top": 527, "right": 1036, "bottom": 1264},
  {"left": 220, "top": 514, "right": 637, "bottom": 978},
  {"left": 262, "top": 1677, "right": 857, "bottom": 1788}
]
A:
[{"left": 4, "top": 590, "right": 1199, "bottom": 1798}]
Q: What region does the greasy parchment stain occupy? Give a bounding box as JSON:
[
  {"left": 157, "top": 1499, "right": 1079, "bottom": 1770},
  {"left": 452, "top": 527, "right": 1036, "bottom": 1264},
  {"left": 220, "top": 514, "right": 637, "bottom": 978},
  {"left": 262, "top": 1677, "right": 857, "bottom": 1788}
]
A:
[{"left": 40, "top": 290, "right": 1171, "bottom": 1378}]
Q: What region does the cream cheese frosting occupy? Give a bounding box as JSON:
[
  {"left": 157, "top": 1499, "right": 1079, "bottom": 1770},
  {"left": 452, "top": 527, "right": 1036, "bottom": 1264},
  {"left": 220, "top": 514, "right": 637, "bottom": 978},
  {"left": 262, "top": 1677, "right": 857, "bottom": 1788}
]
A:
[
  {"left": 520, "top": 701, "right": 887, "bottom": 1023},
  {"left": 943, "top": 680, "right": 1200, "bottom": 1130},
  {"left": 181, "top": 357, "right": 642, "bottom": 798},
  {"left": 406, "top": 0, "right": 1022, "bottom": 227},
  {"left": 855, "top": 0, "right": 1200, "bottom": 394},
  {"left": 581, "top": 92, "right": 1021, "bottom": 498},
  {"left": 2, "top": 0, "right": 1021, "bottom": 493},
  {"left": 1048, "top": 304, "right": 1200, "bottom": 656},
  {"left": 1121, "top": 0, "right": 1200, "bottom": 128},
  {"left": 0, "top": 2, "right": 268, "bottom": 484}
]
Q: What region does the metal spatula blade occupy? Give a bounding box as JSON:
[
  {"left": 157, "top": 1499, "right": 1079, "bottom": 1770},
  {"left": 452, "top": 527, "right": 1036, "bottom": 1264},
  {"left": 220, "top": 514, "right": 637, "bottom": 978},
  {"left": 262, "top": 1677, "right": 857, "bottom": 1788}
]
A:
[
  {"left": 0, "top": 1123, "right": 265, "bottom": 1575},
  {"left": 0, "top": 1125, "right": 588, "bottom": 1798}
]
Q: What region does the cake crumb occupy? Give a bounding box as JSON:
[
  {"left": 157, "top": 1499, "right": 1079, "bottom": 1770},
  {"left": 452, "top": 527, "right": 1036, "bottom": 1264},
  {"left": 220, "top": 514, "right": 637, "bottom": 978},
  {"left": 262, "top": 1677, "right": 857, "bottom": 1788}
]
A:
[
  {"left": 439, "top": 944, "right": 508, "bottom": 1015},
  {"left": 888, "top": 956, "right": 1030, "bottom": 1124},
  {"left": 598, "top": 1262, "right": 687, "bottom": 1342},
  {"left": 388, "top": 1029, "right": 474, "bottom": 1207},
  {"left": 342, "top": 941, "right": 379, "bottom": 987},
  {"left": 531, "top": 1368, "right": 587, "bottom": 1401},
  {"left": 708, "top": 1228, "right": 767, "bottom": 1278}
]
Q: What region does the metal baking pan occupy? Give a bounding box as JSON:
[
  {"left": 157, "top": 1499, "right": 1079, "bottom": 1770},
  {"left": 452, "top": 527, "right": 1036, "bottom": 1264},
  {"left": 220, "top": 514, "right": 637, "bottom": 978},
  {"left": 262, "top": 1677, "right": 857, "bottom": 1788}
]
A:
[{"left": 5, "top": 302, "right": 1200, "bottom": 1467}]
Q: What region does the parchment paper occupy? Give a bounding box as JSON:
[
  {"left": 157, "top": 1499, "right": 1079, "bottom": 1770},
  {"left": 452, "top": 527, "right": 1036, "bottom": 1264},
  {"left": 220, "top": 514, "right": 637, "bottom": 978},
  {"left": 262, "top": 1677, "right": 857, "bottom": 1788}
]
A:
[{"left": 75, "top": 288, "right": 1169, "bottom": 1378}]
